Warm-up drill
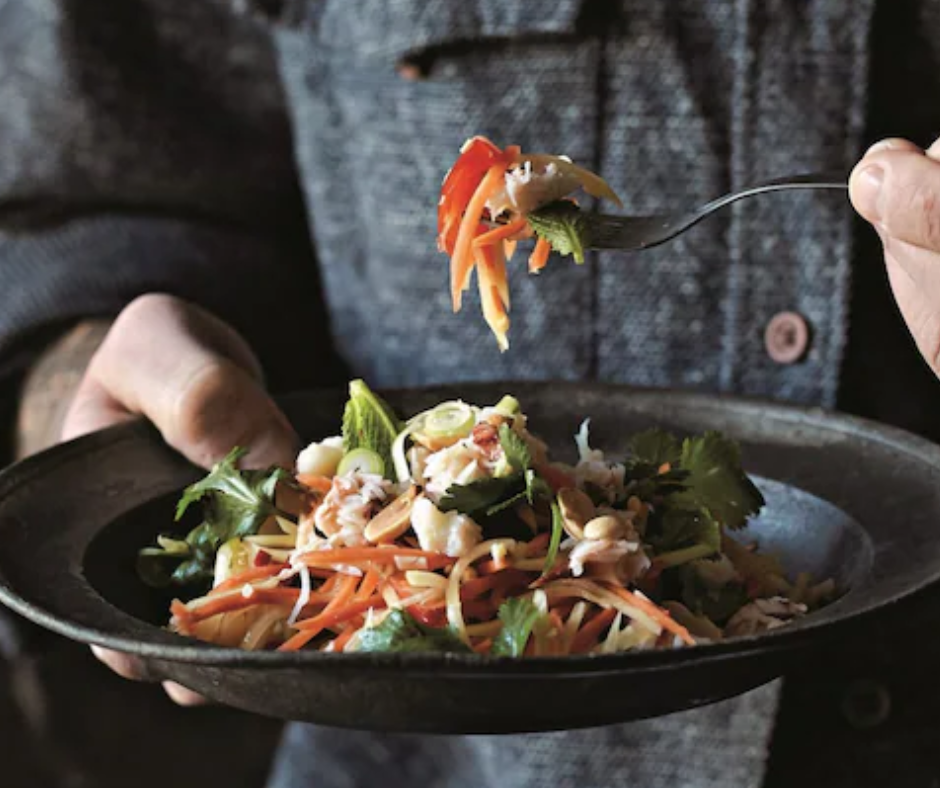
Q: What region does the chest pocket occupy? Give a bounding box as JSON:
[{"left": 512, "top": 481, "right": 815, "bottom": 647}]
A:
[{"left": 281, "top": 0, "right": 601, "bottom": 387}]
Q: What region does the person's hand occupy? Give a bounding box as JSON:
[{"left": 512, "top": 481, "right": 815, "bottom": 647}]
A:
[
  {"left": 850, "top": 136, "right": 940, "bottom": 377},
  {"left": 61, "top": 293, "right": 298, "bottom": 705}
]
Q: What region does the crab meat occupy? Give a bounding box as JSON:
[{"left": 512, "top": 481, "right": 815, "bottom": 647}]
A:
[
  {"left": 485, "top": 159, "right": 583, "bottom": 219},
  {"left": 410, "top": 496, "right": 482, "bottom": 558},
  {"left": 724, "top": 597, "right": 807, "bottom": 637},
  {"left": 312, "top": 473, "right": 395, "bottom": 547},
  {"left": 569, "top": 538, "right": 641, "bottom": 577}
]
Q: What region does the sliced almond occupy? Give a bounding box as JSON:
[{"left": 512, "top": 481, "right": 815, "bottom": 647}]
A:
[
  {"left": 364, "top": 486, "right": 419, "bottom": 544},
  {"left": 556, "top": 487, "right": 596, "bottom": 539}
]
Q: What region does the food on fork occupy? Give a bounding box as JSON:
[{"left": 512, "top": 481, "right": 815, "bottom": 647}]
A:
[
  {"left": 438, "top": 136, "right": 621, "bottom": 350},
  {"left": 138, "top": 381, "right": 834, "bottom": 655}
]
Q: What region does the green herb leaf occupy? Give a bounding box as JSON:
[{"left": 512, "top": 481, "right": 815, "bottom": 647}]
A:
[
  {"left": 526, "top": 201, "right": 591, "bottom": 263},
  {"left": 628, "top": 429, "right": 682, "bottom": 467},
  {"left": 355, "top": 609, "right": 471, "bottom": 654},
  {"left": 543, "top": 501, "right": 565, "bottom": 574},
  {"left": 491, "top": 597, "right": 546, "bottom": 657},
  {"left": 440, "top": 466, "right": 553, "bottom": 520},
  {"left": 341, "top": 379, "right": 404, "bottom": 477},
  {"left": 138, "top": 447, "right": 288, "bottom": 589},
  {"left": 648, "top": 507, "right": 721, "bottom": 566},
  {"left": 498, "top": 423, "right": 531, "bottom": 473},
  {"left": 439, "top": 474, "right": 528, "bottom": 517},
  {"left": 671, "top": 432, "right": 764, "bottom": 529},
  {"left": 677, "top": 563, "right": 749, "bottom": 625}
]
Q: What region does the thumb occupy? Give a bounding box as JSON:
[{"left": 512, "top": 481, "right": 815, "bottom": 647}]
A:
[{"left": 62, "top": 294, "right": 297, "bottom": 470}]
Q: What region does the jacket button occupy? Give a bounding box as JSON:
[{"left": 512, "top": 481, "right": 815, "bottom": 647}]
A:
[
  {"left": 764, "top": 311, "right": 810, "bottom": 364},
  {"left": 841, "top": 679, "right": 891, "bottom": 729},
  {"left": 396, "top": 56, "right": 431, "bottom": 81}
]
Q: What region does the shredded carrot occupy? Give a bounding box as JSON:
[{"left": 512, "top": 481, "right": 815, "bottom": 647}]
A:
[
  {"left": 279, "top": 574, "right": 360, "bottom": 650},
  {"left": 460, "top": 569, "right": 531, "bottom": 601},
  {"left": 528, "top": 237, "right": 552, "bottom": 273},
  {"left": 524, "top": 532, "right": 551, "bottom": 556},
  {"left": 329, "top": 626, "right": 360, "bottom": 653},
  {"left": 472, "top": 217, "right": 528, "bottom": 249},
  {"left": 472, "top": 638, "right": 494, "bottom": 654},
  {"left": 210, "top": 563, "right": 287, "bottom": 595},
  {"left": 355, "top": 569, "right": 381, "bottom": 601},
  {"left": 297, "top": 473, "right": 333, "bottom": 494},
  {"left": 300, "top": 547, "right": 448, "bottom": 567},
  {"left": 184, "top": 587, "right": 316, "bottom": 624},
  {"left": 170, "top": 599, "right": 194, "bottom": 633},
  {"left": 283, "top": 594, "right": 388, "bottom": 650},
  {"left": 451, "top": 163, "right": 509, "bottom": 310},
  {"left": 570, "top": 608, "right": 618, "bottom": 654},
  {"left": 475, "top": 246, "right": 511, "bottom": 350},
  {"left": 606, "top": 585, "right": 695, "bottom": 646}
]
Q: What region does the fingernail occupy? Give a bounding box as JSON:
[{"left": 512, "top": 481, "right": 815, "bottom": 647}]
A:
[
  {"left": 853, "top": 164, "right": 885, "bottom": 223},
  {"left": 866, "top": 140, "right": 896, "bottom": 156}
]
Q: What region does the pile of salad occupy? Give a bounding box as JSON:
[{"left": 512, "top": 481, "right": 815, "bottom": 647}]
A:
[{"left": 139, "top": 381, "right": 833, "bottom": 655}]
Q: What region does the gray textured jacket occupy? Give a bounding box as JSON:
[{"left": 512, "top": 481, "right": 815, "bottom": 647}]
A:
[{"left": 2, "top": 1, "right": 940, "bottom": 786}]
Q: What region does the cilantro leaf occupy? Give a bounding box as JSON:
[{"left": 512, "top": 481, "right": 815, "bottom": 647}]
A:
[
  {"left": 676, "top": 563, "right": 749, "bottom": 625},
  {"left": 137, "top": 447, "right": 289, "bottom": 589},
  {"left": 491, "top": 597, "right": 546, "bottom": 657},
  {"left": 628, "top": 429, "right": 682, "bottom": 467},
  {"left": 355, "top": 609, "right": 471, "bottom": 654},
  {"left": 526, "top": 201, "right": 591, "bottom": 263},
  {"left": 647, "top": 507, "right": 721, "bottom": 567},
  {"left": 341, "top": 379, "right": 404, "bottom": 477},
  {"left": 498, "top": 424, "right": 531, "bottom": 473},
  {"left": 439, "top": 474, "right": 527, "bottom": 516},
  {"left": 671, "top": 432, "right": 764, "bottom": 529}
]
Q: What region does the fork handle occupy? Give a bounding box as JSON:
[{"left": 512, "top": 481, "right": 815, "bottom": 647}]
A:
[{"left": 700, "top": 171, "right": 848, "bottom": 215}]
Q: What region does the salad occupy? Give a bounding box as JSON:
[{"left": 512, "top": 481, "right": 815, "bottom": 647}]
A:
[
  {"left": 139, "top": 381, "right": 833, "bottom": 655},
  {"left": 438, "top": 136, "right": 621, "bottom": 350}
]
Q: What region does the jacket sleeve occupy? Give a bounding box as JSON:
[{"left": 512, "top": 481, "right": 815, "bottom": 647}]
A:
[{"left": 0, "top": 0, "right": 339, "bottom": 391}]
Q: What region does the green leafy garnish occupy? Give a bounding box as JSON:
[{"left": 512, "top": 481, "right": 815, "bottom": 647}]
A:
[
  {"left": 628, "top": 429, "right": 682, "bottom": 467},
  {"left": 341, "top": 379, "right": 404, "bottom": 477},
  {"left": 498, "top": 424, "right": 530, "bottom": 472},
  {"left": 649, "top": 508, "right": 721, "bottom": 567},
  {"left": 355, "top": 610, "right": 471, "bottom": 654},
  {"left": 625, "top": 429, "right": 763, "bottom": 566},
  {"left": 671, "top": 432, "right": 764, "bottom": 530},
  {"left": 676, "top": 563, "right": 749, "bottom": 625},
  {"left": 491, "top": 597, "right": 546, "bottom": 657},
  {"left": 137, "top": 447, "right": 289, "bottom": 589},
  {"left": 439, "top": 475, "right": 527, "bottom": 517},
  {"left": 526, "top": 201, "right": 591, "bottom": 263}
]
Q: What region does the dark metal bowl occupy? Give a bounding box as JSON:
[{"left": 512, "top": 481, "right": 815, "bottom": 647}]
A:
[{"left": 0, "top": 382, "right": 938, "bottom": 734}]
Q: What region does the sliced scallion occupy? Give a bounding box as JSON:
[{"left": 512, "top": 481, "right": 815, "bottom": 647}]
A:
[{"left": 338, "top": 448, "right": 385, "bottom": 477}]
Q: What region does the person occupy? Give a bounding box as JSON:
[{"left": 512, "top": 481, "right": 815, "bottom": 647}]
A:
[{"left": 3, "top": 1, "right": 940, "bottom": 786}]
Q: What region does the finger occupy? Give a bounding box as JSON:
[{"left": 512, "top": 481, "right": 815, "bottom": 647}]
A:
[
  {"left": 863, "top": 138, "right": 923, "bottom": 157},
  {"left": 62, "top": 295, "right": 297, "bottom": 469},
  {"left": 61, "top": 374, "right": 138, "bottom": 439},
  {"left": 162, "top": 681, "right": 209, "bottom": 707},
  {"left": 885, "top": 242, "right": 940, "bottom": 374},
  {"left": 849, "top": 145, "right": 940, "bottom": 252},
  {"left": 90, "top": 645, "right": 152, "bottom": 682}
]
